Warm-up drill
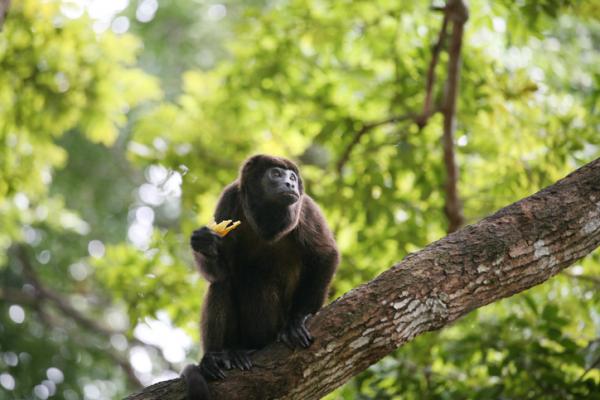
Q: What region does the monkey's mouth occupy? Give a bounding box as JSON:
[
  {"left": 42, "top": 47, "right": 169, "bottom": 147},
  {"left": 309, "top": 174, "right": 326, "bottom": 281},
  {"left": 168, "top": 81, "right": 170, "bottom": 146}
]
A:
[{"left": 279, "top": 190, "right": 299, "bottom": 202}]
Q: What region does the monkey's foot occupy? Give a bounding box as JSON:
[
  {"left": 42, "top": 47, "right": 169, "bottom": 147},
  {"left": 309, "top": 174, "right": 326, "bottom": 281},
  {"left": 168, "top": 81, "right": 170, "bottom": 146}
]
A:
[
  {"left": 200, "top": 352, "right": 226, "bottom": 380},
  {"left": 222, "top": 349, "right": 254, "bottom": 371},
  {"left": 278, "top": 314, "right": 313, "bottom": 349},
  {"left": 200, "top": 350, "right": 255, "bottom": 380}
]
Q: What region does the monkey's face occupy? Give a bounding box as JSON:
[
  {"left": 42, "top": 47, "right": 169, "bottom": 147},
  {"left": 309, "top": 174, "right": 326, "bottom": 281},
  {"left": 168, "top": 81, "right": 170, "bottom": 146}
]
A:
[{"left": 261, "top": 166, "right": 301, "bottom": 206}]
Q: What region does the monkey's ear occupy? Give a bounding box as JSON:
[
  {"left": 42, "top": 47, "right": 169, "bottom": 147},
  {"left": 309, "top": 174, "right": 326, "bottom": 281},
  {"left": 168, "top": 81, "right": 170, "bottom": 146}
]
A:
[
  {"left": 240, "top": 155, "right": 258, "bottom": 178},
  {"left": 244, "top": 154, "right": 263, "bottom": 165},
  {"left": 240, "top": 154, "right": 263, "bottom": 173},
  {"left": 239, "top": 155, "right": 268, "bottom": 193}
]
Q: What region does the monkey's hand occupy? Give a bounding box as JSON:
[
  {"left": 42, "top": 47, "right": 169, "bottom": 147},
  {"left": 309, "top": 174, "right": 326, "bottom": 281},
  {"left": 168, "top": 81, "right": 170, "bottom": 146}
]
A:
[
  {"left": 278, "top": 314, "right": 313, "bottom": 349},
  {"left": 191, "top": 227, "right": 222, "bottom": 258},
  {"left": 200, "top": 350, "right": 254, "bottom": 380}
]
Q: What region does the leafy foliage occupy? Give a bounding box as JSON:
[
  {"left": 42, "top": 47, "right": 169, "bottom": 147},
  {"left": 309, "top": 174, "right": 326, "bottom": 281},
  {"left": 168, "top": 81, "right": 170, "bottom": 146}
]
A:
[
  {"left": 0, "top": 0, "right": 161, "bottom": 258},
  {"left": 0, "top": 0, "right": 599, "bottom": 399}
]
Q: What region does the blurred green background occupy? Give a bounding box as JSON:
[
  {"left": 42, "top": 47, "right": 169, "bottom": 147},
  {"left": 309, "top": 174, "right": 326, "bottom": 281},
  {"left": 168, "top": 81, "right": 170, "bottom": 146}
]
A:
[{"left": 1, "top": 0, "right": 599, "bottom": 399}]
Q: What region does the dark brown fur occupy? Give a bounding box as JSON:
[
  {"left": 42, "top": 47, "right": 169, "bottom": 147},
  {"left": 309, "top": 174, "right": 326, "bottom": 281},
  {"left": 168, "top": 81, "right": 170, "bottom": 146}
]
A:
[{"left": 183, "top": 155, "right": 339, "bottom": 399}]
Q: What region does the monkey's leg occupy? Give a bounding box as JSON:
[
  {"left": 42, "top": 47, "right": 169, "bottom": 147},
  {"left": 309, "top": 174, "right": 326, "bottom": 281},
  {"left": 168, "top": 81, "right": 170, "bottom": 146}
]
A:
[{"left": 200, "top": 282, "right": 253, "bottom": 378}]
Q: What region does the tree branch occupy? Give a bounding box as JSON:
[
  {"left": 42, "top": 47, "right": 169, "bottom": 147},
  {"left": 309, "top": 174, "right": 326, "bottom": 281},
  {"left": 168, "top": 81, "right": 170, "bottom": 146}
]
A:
[
  {"left": 563, "top": 271, "right": 600, "bottom": 286},
  {"left": 1, "top": 278, "right": 144, "bottom": 388},
  {"left": 336, "top": 114, "right": 416, "bottom": 174},
  {"left": 0, "top": 0, "right": 10, "bottom": 30},
  {"left": 335, "top": 4, "right": 459, "bottom": 176},
  {"left": 441, "top": 0, "right": 468, "bottom": 233},
  {"left": 0, "top": 287, "right": 37, "bottom": 305},
  {"left": 12, "top": 247, "right": 178, "bottom": 385},
  {"left": 127, "top": 157, "right": 600, "bottom": 399},
  {"left": 16, "top": 246, "right": 119, "bottom": 336},
  {"left": 576, "top": 347, "right": 600, "bottom": 384},
  {"left": 415, "top": 14, "right": 448, "bottom": 128}
]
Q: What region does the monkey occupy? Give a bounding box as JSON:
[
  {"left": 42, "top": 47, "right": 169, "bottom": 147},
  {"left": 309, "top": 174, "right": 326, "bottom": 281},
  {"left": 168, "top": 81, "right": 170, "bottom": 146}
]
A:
[{"left": 182, "top": 154, "right": 339, "bottom": 399}]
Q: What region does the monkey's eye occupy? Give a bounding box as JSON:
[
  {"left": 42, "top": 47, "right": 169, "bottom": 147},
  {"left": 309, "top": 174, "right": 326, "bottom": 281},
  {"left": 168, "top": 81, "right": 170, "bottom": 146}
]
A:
[
  {"left": 290, "top": 174, "right": 297, "bottom": 181},
  {"left": 271, "top": 168, "right": 283, "bottom": 178}
]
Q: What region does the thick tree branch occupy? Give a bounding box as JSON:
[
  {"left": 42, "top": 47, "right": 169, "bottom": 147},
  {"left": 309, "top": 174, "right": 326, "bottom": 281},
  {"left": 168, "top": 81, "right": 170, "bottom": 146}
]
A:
[
  {"left": 127, "top": 157, "right": 600, "bottom": 399},
  {"left": 441, "top": 0, "right": 468, "bottom": 233}
]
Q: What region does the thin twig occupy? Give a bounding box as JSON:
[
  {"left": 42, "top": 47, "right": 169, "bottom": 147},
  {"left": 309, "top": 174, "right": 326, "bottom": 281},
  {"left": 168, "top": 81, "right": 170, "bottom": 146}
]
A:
[
  {"left": 576, "top": 350, "right": 600, "bottom": 384},
  {"left": 0, "top": 287, "right": 37, "bottom": 304},
  {"left": 563, "top": 272, "right": 600, "bottom": 286},
  {"left": 336, "top": 114, "right": 416, "bottom": 174},
  {"left": 416, "top": 14, "right": 449, "bottom": 128},
  {"left": 0, "top": 0, "right": 10, "bottom": 31},
  {"left": 441, "top": 0, "right": 468, "bottom": 233}
]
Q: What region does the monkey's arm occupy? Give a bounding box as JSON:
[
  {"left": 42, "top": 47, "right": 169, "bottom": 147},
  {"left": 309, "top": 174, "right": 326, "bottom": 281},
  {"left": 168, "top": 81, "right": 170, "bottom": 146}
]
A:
[
  {"left": 295, "top": 196, "right": 339, "bottom": 313},
  {"left": 279, "top": 197, "right": 339, "bottom": 348},
  {"left": 279, "top": 241, "right": 338, "bottom": 349},
  {"left": 191, "top": 184, "right": 240, "bottom": 282},
  {"left": 293, "top": 243, "right": 339, "bottom": 316}
]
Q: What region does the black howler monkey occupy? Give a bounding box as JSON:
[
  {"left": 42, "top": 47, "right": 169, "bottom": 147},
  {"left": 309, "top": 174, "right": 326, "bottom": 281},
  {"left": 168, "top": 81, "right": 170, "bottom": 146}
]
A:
[{"left": 182, "top": 155, "right": 339, "bottom": 399}]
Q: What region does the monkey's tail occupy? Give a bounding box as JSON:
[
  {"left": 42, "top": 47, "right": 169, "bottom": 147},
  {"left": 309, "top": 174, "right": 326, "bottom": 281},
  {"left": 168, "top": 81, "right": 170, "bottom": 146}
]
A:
[{"left": 182, "top": 364, "right": 211, "bottom": 400}]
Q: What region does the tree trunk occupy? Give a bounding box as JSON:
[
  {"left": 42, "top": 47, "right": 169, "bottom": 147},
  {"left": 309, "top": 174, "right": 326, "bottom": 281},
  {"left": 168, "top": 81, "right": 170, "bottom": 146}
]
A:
[{"left": 126, "top": 157, "right": 600, "bottom": 400}]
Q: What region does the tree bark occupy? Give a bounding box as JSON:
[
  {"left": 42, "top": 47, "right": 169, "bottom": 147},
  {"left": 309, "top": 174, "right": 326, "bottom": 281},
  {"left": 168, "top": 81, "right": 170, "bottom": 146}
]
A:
[{"left": 126, "top": 157, "right": 600, "bottom": 400}]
